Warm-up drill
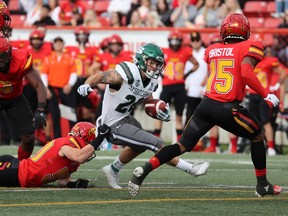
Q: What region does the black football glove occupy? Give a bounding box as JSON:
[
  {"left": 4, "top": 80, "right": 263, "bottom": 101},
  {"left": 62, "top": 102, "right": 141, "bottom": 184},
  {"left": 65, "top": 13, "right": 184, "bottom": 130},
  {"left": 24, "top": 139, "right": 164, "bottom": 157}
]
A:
[
  {"left": 90, "top": 124, "right": 111, "bottom": 150},
  {"left": 66, "top": 179, "right": 89, "bottom": 188},
  {"left": 34, "top": 110, "right": 47, "bottom": 129}
]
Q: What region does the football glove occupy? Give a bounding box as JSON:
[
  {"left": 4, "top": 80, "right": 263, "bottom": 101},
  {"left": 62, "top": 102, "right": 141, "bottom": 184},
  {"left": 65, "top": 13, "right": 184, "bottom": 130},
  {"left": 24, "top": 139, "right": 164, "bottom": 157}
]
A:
[
  {"left": 264, "top": 94, "right": 279, "bottom": 108},
  {"left": 34, "top": 110, "right": 46, "bottom": 129},
  {"left": 156, "top": 103, "right": 171, "bottom": 122},
  {"left": 77, "top": 84, "right": 93, "bottom": 97},
  {"left": 90, "top": 124, "right": 111, "bottom": 150},
  {"left": 66, "top": 179, "right": 89, "bottom": 188}
]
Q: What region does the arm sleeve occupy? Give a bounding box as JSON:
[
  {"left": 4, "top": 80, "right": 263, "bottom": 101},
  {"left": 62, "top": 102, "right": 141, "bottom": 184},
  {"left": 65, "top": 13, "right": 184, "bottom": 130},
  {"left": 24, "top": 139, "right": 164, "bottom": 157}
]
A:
[
  {"left": 68, "top": 73, "right": 78, "bottom": 86},
  {"left": 241, "top": 63, "right": 268, "bottom": 98}
]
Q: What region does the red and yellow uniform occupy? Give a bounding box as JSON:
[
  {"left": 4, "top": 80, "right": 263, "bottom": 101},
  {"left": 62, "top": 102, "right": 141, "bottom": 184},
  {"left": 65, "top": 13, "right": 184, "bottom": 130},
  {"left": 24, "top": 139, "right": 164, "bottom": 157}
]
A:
[
  {"left": 162, "top": 46, "right": 192, "bottom": 86},
  {"left": 26, "top": 44, "right": 52, "bottom": 72},
  {"left": 95, "top": 50, "right": 133, "bottom": 71},
  {"left": 0, "top": 49, "right": 33, "bottom": 99},
  {"left": 18, "top": 136, "right": 81, "bottom": 187},
  {"left": 42, "top": 52, "right": 77, "bottom": 88},
  {"left": 204, "top": 41, "right": 264, "bottom": 102},
  {"left": 66, "top": 46, "right": 97, "bottom": 78},
  {"left": 249, "top": 56, "right": 280, "bottom": 94}
]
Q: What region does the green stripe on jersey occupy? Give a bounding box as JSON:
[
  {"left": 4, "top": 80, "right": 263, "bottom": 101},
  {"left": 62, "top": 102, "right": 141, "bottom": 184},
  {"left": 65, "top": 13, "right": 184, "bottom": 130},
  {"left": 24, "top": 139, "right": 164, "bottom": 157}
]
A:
[{"left": 120, "top": 62, "right": 134, "bottom": 84}]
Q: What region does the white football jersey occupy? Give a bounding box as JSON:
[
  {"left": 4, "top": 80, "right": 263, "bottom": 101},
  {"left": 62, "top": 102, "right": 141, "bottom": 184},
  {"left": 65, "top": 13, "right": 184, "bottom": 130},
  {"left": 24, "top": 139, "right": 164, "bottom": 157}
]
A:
[{"left": 100, "top": 61, "right": 159, "bottom": 126}]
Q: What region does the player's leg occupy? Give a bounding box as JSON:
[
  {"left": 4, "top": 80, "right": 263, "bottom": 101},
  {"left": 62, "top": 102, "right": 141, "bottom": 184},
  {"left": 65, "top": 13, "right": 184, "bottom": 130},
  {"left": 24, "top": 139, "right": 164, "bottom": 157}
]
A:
[
  {"left": 173, "top": 84, "right": 187, "bottom": 140},
  {"left": 219, "top": 104, "right": 282, "bottom": 197},
  {"left": 0, "top": 155, "right": 20, "bottom": 187},
  {"left": 6, "top": 95, "right": 35, "bottom": 160},
  {"left": 129, "top": 98, "right": 214, "bottom": 196}
]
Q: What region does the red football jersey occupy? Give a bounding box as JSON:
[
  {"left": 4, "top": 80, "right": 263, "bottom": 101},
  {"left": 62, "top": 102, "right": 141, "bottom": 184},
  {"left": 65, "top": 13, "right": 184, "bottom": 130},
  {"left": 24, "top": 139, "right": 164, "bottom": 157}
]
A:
[
  {"left": 26, "top": 44, "right": 52, "bottom": 72},
  {"left": 18, "top": 136, "right": 82, "bottom": 187},
  {"left": 162, "top": 46, "right": 192, "bottom": 86},
  {"left": 0, "top": 48, "right": 33, "bottom": 99},
  {"left": 66, "top": 46, "right": 97, "bottom": 78},
  {"left": 204, "top": 41, "right": 264, "bottom": 102},
  {"left": 249, "top": 56, "right": 280, "bottom": 94},
  {"left": 95, "top": 50, "right": 133, "bottom": 71}
]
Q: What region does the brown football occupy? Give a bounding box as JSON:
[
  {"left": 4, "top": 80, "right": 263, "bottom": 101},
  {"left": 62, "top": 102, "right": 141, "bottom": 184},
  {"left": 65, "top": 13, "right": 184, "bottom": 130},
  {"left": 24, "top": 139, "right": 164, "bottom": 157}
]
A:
[{"left": 144, "top": 99, "right": 167, "bottom": 119}]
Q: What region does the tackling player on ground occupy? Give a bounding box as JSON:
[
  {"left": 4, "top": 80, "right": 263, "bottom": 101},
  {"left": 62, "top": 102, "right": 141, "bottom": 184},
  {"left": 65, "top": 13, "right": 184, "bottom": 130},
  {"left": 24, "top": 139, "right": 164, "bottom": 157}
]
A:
[{"left": 128, "top": 13, "right": 282, "bottom": 197}]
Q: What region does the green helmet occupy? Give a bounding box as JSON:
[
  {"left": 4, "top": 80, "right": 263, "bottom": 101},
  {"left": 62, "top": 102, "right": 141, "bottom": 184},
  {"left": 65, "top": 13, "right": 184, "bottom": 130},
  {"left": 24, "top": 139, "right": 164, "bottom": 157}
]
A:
[{"left": 134, "top": 43, "right": 165, "bottom": 79}]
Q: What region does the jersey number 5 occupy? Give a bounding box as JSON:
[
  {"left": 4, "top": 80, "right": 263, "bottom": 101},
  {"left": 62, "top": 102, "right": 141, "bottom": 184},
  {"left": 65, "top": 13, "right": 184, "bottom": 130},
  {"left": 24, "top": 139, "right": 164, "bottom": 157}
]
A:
[{"left": 206, "top": 59, "right": 234, "bottom": 94}]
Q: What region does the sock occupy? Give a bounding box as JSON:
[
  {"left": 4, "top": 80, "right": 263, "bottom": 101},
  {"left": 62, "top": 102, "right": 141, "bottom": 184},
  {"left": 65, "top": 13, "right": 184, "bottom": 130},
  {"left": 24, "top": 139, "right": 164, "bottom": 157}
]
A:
[
  {"left": 230, "top": 137, "right": 238, "bottom": 149},
  {"left": 267, "top": 140, "right": 275, "bottom": 149},
  {"left": 111, "top": 156, "right": 125, "bottom": 172},
  {"left": 176, "top": 158, "right": 192, "bottom": 172},
  {"left": 210, "top": 137, "right": 217, "bottom": 149},
  {"left": 176, "top": 129, "right": 183, "bottom": 141},
  {"left": 251, "top": 140, "right": 267, "bottom": 184},
  {"left": 18, "top": 144, "right": 32, "bottom": 160},
  {"left": 149, "top": 144, "right": 182, "bottom": 170},
  {"left": 154, "top": 129, "right": 161, "bottom": 137}
]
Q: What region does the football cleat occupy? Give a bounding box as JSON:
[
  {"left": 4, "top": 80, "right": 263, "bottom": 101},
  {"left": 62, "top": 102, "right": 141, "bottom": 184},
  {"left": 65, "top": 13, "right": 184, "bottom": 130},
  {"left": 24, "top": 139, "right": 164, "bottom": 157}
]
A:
[
  {"left": 128, "top": 166, "right": 145, "bottom": 196},
  {"left": 267, "top": 147, "right": 276, "bottom": 156},
  {"left": 255, "top": 183, "right": 282, "bottom": 197},
  {"left": 102, "top": 164, "right": 122, "bottom": 189},
  {"left": 187, "top": 162, "right": 210, "bottom": 177}
]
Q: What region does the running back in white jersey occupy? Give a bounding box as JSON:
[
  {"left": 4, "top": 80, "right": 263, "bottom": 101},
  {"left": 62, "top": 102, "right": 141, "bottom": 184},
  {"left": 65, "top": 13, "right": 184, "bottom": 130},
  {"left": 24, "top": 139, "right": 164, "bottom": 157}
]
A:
[{"left": 100, "top": 61, "right": 159, "bottom": 126}]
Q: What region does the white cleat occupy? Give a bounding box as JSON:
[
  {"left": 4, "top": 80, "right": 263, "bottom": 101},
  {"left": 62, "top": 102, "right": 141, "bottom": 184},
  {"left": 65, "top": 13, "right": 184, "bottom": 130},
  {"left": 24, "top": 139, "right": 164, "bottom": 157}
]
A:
[
  {"left": 102, "top": 164, "right": 122, "bottom": 189},
  {"left": 188, "top": 162, "right": 210, "bottom": 177},
  {"left": 267, "top": 148, "right": 276, "bottom": 156},
  {"left": 128, "top": 166, "right": 144, "bottom": 196}
]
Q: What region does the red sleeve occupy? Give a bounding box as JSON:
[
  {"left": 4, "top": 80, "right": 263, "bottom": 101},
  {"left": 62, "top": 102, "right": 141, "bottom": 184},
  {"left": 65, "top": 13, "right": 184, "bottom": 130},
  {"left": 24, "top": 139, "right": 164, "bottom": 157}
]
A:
[
  {"left": 241, "top": 63, "right": 268, "bottom": 98},
  {"left": 245, "top": 41, "right": 264, "bottom": 62}
]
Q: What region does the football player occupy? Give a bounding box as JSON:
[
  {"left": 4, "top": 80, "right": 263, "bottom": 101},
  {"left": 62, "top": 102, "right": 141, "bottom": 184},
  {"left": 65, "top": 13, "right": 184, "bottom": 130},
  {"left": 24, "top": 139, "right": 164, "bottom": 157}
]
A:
[
  {"left": 78, "top": 43, "right": 210, "bottom": 189},
  {"left": 0, "top": 122, "right": 110, "bottom": 187},
  {"left": 0, "top": 37, "right": 47, "bottom": 160},
  {"left": 128, "top": 13, "right": 282, "bottom": 197},
  {"left": 154, "top": 30, "right": 199, "bottom": 141}
]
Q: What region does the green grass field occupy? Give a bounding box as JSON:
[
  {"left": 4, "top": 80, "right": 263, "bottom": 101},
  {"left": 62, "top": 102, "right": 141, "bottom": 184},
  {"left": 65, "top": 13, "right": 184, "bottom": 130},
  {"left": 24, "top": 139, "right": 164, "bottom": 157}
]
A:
[{"left": 0, "top": 145, "right": 287, "bottom": 216}]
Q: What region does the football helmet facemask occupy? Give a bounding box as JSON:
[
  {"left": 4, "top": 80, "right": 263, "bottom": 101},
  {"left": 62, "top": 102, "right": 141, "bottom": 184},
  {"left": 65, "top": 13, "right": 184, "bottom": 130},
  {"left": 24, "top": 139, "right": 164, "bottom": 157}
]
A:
[
  {"left": 69, "top": 121, "right": 96, "bottom": 148},
  {"left": 29, "top": 30, "right": 45, "bottom": 50},
  {"left": 134, "top": 43, "right": 165, "bottom": 79},
  {"left": 0, "top": 37, "right": 11, "bottom": 72},
  {"left": 220, "top": 13, "right": 250, "bottom": 42},
  {"left": 168, "top": 31, "right": 183, "bottom": 51}
]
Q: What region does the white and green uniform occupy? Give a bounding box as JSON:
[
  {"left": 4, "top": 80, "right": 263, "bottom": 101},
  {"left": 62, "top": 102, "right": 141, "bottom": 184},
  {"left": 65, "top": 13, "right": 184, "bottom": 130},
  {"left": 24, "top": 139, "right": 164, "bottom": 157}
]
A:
[{"left": 98, "top": 61, "right": 163, "bottom": 152}]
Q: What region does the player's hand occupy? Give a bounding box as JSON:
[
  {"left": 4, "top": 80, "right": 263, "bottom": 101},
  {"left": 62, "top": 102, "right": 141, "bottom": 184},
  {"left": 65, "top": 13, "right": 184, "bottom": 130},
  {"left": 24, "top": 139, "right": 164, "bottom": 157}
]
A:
[
  {"left": 97, "top": 124, "right": 111, "bottom": 138},
  {"left": 90, "top": 124, "right": 111, "bottom": 150},
  {"left": 264, "top": 94, "right": 279, "bottom": 108},
  {"left": 66, "top": 179, "right": 89, "bottom": 188},
  {"left": 34, "top": 110, "right": 46, "bottom": 129},
  {"left": 77, "top": 84, "right": 93, "bottom": 96},
  {"left": 156, "top": 103, "right": 171, "bottom": 122},
  {"left": 269, "top": 83, "right": 280, "bottom": 92}
]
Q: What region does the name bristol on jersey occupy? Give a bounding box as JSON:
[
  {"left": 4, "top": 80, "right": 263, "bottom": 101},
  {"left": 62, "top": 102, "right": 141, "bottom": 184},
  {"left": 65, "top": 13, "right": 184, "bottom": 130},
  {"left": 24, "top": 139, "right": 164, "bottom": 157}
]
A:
[{"left": 209, "top": 48, "right": 234, "bottom": 58}]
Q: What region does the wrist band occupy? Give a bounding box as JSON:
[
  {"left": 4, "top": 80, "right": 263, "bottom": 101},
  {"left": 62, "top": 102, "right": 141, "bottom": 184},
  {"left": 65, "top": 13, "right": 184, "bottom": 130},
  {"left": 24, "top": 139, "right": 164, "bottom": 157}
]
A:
[{"left": 38, "top": 102, "right": 46, "bottom": 109}]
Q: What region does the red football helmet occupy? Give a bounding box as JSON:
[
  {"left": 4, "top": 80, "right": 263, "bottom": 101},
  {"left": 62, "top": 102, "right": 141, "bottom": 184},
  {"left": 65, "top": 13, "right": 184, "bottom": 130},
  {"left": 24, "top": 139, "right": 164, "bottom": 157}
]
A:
[
  {"left": 74, "top": 26, "right": 90, "bottom": 35},
  {"left": 74, "top": 26, "right": 90, "bottom": 44},
  {"left": 69, "top": 122, "right": 96, "bottom": 148},
  {"left": 108, "top": 34, "right": 123, "bottom": 45},
  {"left": 168, "top": 30, "right": 183, "bottom": 51},
  {"left": 0, "top": 37, "right": 11, "bottom": 72},
  {"left": 0, "top": 0, "right": 11, "bottom": 37},
  {"left": 220, "top": 13, "right": 250, "bottom": 42},
  {"left": 29, "top": 30, "right": 45, "bottom": 40}
]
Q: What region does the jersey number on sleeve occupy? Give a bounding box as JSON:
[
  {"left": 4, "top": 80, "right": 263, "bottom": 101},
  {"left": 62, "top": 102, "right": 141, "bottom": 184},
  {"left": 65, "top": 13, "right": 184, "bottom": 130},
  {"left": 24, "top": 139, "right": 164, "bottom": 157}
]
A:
[{"left": 206, "top": 59, "right": 234, "bottom": 94}]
